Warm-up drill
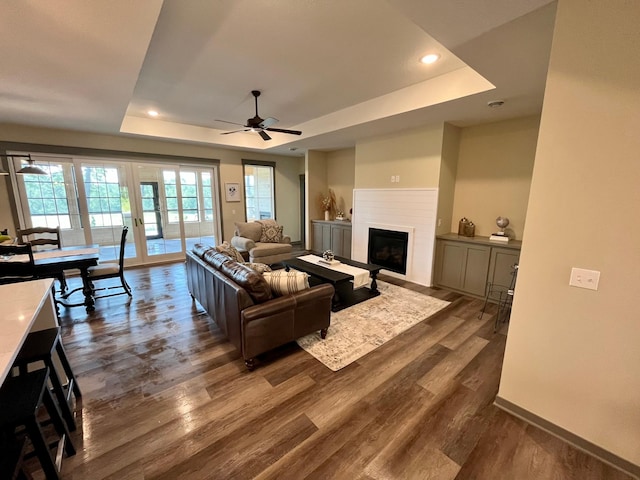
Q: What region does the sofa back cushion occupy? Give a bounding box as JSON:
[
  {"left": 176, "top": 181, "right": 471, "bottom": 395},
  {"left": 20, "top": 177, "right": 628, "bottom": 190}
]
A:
[
  {"left": 220, "top": 261, "right": 273, "bottom": 304},
  {"left": 193, "top": 243, "right": 215, "bottom": 259},
  {"left": 234, "top": 222, "right": 263, "bottom": 242},
  {"left": 201, "top": 249, "right": 233, "bottom": 270}
]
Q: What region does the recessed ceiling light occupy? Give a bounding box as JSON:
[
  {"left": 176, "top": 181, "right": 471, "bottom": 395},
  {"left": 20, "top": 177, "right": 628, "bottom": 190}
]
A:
[
  {"left": 147, "top": 110, "right": 159, "bottom": 117},
  {"left": 420, "top": 54, "right": 440, "bottom": 65}
]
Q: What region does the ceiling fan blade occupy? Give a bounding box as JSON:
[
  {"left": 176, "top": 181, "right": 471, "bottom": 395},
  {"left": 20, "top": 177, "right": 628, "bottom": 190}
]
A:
[
  {"left": 221, "top": 129, "right": 250, "bottom": 135},
  {"left": 215, "top": 119, "right": 246, "bottom": 127},
  {"left": 259, "top": 117, "right": 278, "bottom": 129},
  {"left": 259, "top": 130, "right": 272, "bottom": 141},
  {"left": 265, "top": 127, "right": 303, "bottom": 136}
]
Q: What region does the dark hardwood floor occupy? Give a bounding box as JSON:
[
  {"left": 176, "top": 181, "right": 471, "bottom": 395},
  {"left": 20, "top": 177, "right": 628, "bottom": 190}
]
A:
[{"left": 41, "top": 262, "right": 632, "bottom": 479}]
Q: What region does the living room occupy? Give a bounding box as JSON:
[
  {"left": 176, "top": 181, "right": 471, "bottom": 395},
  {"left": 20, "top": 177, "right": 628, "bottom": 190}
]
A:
[{"left": 0, "top": 1, "right": 638, "bottom": 479}]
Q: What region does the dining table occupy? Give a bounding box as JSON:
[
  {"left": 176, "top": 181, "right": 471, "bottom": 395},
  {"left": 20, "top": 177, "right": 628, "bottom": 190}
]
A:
[{"left": 1, "top": 245, "right": 100, "bottom": 313}]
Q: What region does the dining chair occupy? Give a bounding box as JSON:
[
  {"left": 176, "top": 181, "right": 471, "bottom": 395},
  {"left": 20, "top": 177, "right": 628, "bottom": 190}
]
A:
[
  {"left": 87, "top": 226, "right": 132, "bottom": 299},
  {"left": 17, "top": 226, "right": 67, "bottom": 292},
  {"left": 0, "top": 243, "right": 36, "bottom": 285}
]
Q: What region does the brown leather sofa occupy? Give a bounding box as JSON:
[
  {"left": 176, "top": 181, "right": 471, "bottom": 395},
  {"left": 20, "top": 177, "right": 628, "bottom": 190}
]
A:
[{"left": 186, "top": 245, "right": 334, "bottom": 370}]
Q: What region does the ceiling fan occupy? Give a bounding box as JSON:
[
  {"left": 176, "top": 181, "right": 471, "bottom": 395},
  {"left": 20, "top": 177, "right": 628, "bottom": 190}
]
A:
[{"left": 217, "top": 90, "right": 302, "bottom": 141}]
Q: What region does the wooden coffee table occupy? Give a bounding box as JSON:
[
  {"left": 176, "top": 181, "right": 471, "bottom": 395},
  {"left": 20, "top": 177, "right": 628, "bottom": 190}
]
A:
[{"left": 282, "top": 256, "right": 381, "bottom": 312}]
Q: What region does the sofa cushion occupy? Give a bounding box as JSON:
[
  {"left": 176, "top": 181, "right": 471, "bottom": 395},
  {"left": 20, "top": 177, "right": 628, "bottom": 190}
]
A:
[
  {"left": 215, "top": 241, "right": 245, "bottom": 263},
  {"left": 263, "top": 269, "right": 310, "bottom": 296},
  {"left": 202, "top": 249, "right": 234, "bottom": 271},
  {"left": 220, "top": 261, "right": 273, "bottom": 304},
  {"left": 234, "top": 222, "right": 263, "bottom": 242},
  {"left": 242, "top": 262, "right": 272, "bottom": 274},
  {"left": 193, "top": 243, "right": 215, "bottom": 259}
]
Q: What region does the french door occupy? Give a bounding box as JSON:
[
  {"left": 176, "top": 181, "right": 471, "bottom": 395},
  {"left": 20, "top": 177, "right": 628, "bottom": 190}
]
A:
[{"left": 11, "top": 153, "right": 221, "bottom": 266}]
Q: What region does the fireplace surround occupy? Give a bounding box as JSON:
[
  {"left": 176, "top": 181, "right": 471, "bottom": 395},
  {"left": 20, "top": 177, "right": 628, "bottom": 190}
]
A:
[{"left": 367, "top": 228, "right": 409, "bottom": 274}]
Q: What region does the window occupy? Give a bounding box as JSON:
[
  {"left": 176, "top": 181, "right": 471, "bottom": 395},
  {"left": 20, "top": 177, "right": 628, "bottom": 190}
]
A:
[
  {"left": 180, "top": 171, "right": 199, "bottom": 222},
  {"left": 243, "top": 162, "right": 275, "bottom": 221},
  {"left": 82, "top": 166, "right": 126, "bottom": 227},
  {"left": 21, "top": 161, "right": 73, "bottom": 229},
  {"left": 201, "top": 172, "right": 214, "bottom": 221},
  {"left": 163, "top": 170, "right": 201, "bottom": 223},
  {"left": 163, "top": 171, "right": 179, "bottom": 222}
]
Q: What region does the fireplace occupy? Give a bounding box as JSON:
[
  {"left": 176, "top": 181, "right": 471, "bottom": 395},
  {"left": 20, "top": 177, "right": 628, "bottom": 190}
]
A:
[{"left": 367, "top": 228, "right": 409, "bottom": 274}]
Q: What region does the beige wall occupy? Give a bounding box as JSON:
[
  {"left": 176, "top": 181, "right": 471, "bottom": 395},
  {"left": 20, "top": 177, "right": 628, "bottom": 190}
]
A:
[
  {"left": 0, "top": 124, "right": 303, "bottom": 242},
  {"left": 451, "top": 116, "right": 539, "bottom": 239},
  {"left": 354, "top": 124, "right": 444, "bottom": 189},
  {"left": 499, "top": 0, "right": 640, "bottom": 469},
  {"left": 305, "top": 150, "right": 328, "bottom": 249},
  {"left": 436, "top": 123, "right": 460, "bottom": 235},
  {"left": 327, "top": 148, "right": 355, "bottom": 219}
]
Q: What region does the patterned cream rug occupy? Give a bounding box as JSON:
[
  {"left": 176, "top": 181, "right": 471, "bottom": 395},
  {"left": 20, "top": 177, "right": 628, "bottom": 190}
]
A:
[{"left": 296, "top": 281, "right": 451, "bottom": 371}]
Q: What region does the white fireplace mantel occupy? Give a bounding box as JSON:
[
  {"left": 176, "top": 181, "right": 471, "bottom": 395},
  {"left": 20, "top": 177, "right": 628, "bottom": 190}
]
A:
[{"left": 352, "top": 188, "right": 438, "bottom": 286}]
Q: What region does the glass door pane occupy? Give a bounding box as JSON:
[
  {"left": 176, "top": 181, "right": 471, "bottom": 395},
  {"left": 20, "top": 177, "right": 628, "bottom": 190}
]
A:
[
  {"left": 13, "top": 155, "right": 86, "bottom": 247},
  {"left": 77, "top": 161, "right": 138, "bottom": 263},
  {"left": 135, "top": 165, "right": 183, "bottom": 259},
  {"left": 181, "top": 168, "right": 218, "bottom": 251}
]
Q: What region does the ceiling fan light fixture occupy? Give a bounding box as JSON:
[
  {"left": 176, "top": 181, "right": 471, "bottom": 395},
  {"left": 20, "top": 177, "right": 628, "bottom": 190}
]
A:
[{"left": 420, "top": 53, "right": 440, "bottom": 65}]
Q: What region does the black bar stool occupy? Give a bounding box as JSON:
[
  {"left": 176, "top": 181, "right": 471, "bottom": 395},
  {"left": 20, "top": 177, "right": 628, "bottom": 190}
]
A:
[
  {"left": 13, "top": 328, "right": 82, "bottom": 432},
  {"left": 0, "top": 430, "right": 31, "bottom": 480},
  {"left": 0, "top": 368, "right": 76, "bottom": 480}
]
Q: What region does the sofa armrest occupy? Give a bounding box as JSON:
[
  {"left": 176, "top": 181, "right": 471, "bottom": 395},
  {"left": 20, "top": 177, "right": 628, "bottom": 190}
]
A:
[
  {"left": 240, "top": 284, "right": 334, "bottom": 361},
  {"left": 281, "top": 235, "right": 291, "bottom": 244},
  {"left": 231, "top": 235, "right": 256, "bottom": 252}
]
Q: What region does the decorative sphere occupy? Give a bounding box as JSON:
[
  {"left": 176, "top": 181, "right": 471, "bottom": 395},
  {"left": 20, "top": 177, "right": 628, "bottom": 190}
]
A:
[
  {"left": 322, "top": 250, "right": 334, "bottom": 261},
  {"left": 496, "top": 216, "right": 510, "bottom": 229}
]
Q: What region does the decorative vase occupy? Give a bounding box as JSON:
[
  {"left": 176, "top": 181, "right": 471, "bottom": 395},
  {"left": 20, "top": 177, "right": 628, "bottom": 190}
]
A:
[{"left": 324, "top": 210, "right": 330, "bottom": 221}]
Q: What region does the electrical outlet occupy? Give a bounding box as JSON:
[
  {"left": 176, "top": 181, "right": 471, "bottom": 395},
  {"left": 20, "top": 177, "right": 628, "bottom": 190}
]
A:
[
  {"left": 437, "top": 218, "right": 442, "bottom": 227},
  {"left": 569, "top": 267, "right": 600, "bottom": 290},
  {"left": 390, "top": 175, "right": 395, "bottom": 183},
  {"left": 396, "top": 175, "right": 400, "bottom": 182}
]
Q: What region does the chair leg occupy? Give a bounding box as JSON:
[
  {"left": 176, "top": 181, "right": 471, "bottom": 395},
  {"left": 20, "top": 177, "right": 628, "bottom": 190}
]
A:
[
  {"left": 56, "top": 341, "right": 82, "bottom": 399},
  {"left": 121, "top": 274, "right": 132, "bottom": 296},
  {"left": 44, "top": 358, "right": 77, "bottom": 432},
  {"left": 25, "top": 418, "right": 60, "bottom": 480},
  {"left": 41, "top": 387, "right": 75, "bottom": 456}
]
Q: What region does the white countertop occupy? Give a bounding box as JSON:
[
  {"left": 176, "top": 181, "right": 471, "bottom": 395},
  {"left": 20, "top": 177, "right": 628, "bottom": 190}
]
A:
[{"left": 0, "top": 278, "right": 55, "bottom": 383}]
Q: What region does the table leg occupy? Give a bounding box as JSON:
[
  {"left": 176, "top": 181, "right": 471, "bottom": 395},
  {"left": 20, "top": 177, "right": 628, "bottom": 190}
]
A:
[
  {"left": 370, "top": 272, "right": 379, "bottom": 294},
  {"left": 80, "top": 268, "right": 95, "bottom": 313}
]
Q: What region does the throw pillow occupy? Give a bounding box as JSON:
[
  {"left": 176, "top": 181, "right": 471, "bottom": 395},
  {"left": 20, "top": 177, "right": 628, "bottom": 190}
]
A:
[
  {"left": 259, "top": 224, "right": 283, "bottom": 243},
  {"left": 234, "top": 222, "right": 263, "bottom": 242},
  {"left": 215, "top": 241, "right": 244, "bottom": 263},
  {"left": 242, "top": 262, "right": 272, "bottom": 274},
  {"left": 263, "top": 269, "right": 310, "bottom": 296}
]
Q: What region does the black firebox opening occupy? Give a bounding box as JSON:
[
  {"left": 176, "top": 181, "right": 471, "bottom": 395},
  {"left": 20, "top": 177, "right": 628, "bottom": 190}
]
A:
[{"left": 367, "top": 228, "right": 408, "bottom": 275}]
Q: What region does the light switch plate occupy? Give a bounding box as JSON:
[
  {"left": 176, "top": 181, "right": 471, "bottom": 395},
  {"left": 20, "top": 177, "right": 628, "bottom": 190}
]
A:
[{"left": 569, "top": 267, "right": 600, "bottom": 290}]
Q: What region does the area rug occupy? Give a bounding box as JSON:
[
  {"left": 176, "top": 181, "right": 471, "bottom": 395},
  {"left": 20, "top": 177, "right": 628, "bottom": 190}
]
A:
[{"left": 296, "top": 281, "right": 451, "bottom": 371}]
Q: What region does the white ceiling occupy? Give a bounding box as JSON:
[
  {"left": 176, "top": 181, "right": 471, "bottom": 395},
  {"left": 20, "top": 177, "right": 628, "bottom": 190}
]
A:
[{"left": 0, "top": 0, "right": 556, "bottom": 156}]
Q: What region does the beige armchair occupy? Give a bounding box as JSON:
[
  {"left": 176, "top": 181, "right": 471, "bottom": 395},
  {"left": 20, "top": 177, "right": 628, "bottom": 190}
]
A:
[{"left": 231, "top": 220, "right": 293, "bottom": 265}]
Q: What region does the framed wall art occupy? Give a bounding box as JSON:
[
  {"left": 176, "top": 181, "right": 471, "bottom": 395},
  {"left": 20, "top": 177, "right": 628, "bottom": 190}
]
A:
[{"left": 225, "top": 182, "right": 241, "bottom": 202}]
